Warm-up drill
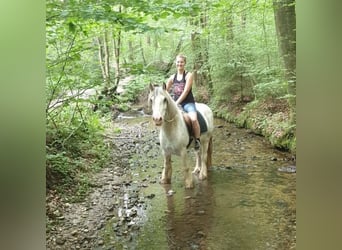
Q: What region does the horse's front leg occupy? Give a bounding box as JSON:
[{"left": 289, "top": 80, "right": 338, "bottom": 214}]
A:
[
  {"left": 161, "top": 152, "right": 172, "bottom": 184},
  {"left": 181, "top": 149, "right": 194, "bottom": 188}
]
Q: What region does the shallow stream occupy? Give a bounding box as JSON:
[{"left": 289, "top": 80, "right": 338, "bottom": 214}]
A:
[{"left": 102, "top": 115, "right": 296, "bottom": 250}]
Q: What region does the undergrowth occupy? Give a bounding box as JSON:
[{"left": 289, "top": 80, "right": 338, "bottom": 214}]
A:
[{"left": 46, "top": 103, "right": 113, "bottom": 202}]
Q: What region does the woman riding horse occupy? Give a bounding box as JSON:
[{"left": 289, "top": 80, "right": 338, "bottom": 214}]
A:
[{"left": 165, "top": 54, "right": 201, "bottom": 151}]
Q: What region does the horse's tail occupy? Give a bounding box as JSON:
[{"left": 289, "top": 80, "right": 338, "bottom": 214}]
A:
[{"left": 207, "top": 136, "right": 213, "bottom": 168}]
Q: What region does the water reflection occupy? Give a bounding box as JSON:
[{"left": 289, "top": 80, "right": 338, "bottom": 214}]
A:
[{"left": 162, "top": 179, "right": 214, "bottom": 250}]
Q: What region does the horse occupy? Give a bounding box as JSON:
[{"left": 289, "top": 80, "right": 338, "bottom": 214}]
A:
[{"left": 149, "top": 83, "right": 214, "bottom": 188}]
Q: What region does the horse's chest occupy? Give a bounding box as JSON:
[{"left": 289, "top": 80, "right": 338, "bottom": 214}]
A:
[{"left": 160, "top": 131, "right": 187, "bottom": 153}]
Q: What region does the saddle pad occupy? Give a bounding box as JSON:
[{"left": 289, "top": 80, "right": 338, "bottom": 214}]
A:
[{"left": 197, "top": 111, "right": 208, "bottom": 133}]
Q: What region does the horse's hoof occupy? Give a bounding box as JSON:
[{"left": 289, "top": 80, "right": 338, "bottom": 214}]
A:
[
  {"left": 199, "top": 173, "right": 207, "bottom": 180},
  {"left": 185, "top": 180, "right": 194, "bottom": 189}
]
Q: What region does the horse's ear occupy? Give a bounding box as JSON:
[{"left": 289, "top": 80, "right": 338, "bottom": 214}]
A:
[
  {"left": 149, "top": 83, "right": 154, "bottom": 91},
  {"left": 162, "top": 82, "right": 166, "bottom": 90}
]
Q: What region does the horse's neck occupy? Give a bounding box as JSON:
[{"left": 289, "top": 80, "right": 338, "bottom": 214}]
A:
[{"left": 164, "top": 100, "right": 185, "bottom": 130}]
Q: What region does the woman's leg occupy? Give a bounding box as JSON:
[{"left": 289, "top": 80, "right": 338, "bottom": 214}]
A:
[{"left": 183, "top": 103, "right": 201, "bottom": 150}]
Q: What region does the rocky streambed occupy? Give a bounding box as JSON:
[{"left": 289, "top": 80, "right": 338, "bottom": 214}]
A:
[{"left": 46, "top": 118, "right": 161, "bottom": 249}]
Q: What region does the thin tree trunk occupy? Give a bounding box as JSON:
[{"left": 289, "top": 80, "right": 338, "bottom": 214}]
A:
[
  {"left": 191, "top": 31, "right": 202, "bottom": 85},
  {"left": 96, "top": 37, "right": 107, "bottom": 83},
  {"left": 103, "top": 30, "right": 110, "bottom": 86},
  {"left": 165, "top": 37, "right": 183, "bottom": 74},
  {"left": 191, "top": 1, "right": 211, "bottom": 88},
  {"left": 112, "top": 5, "right": 122, "bottom": 87},
  {"left": 226, "top": 12, "right": 234, "bottom": 40},
  {"left": 112, "top": 29, "right": 121, "bottom": 86},
  {"left": 140, "top": 38, "right": 146, "bottom": 65},
  {"left": 263, "top": 0, "right": 271, "bottom": 68},
  {"left": 128, "top": 40, "right": 134, "bottom": 62},
  {"left": 97, "top": 31, "right": 113, "bottom": 99}
]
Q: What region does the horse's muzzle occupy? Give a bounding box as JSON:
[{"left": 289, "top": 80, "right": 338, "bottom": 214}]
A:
[{"left": 152, "top": 116, "right": 162, "bottom": 126}]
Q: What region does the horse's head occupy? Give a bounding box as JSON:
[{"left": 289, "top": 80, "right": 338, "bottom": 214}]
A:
[{"left": 149, "top": 83, "right": 169, "bottom": 126}]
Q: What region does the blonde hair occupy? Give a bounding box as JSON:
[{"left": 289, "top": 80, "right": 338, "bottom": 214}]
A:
[{"left": 176, "top": 54, "right": 187, "bottom": 63}]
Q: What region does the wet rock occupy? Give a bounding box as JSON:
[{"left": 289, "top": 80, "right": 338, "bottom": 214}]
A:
[
  {"left": 197, "top": 231, "right": 205, "bottom": 237},
  {"left": 167, "top": 190, "right": 176, "bottom": 196},
  {"left": 278, "top": 165, "right": 296, "bottom": 173},
  {"left": 197, "top": 210, "right": 206, "bottom": 215},
  {"left": 146, "top": 193, "right": 155, "bottom": 199},
  {"left": 55, "top": 237, "right": 66, "bottom": 245}
]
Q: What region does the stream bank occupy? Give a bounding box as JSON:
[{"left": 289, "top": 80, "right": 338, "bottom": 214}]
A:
[{"left": 213, "top": 97, "right": 296, "bottom": 153}]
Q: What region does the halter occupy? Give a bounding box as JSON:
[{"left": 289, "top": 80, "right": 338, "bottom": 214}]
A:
[{"left": 164, "top": 113, "right": 177, "bottom": 123}]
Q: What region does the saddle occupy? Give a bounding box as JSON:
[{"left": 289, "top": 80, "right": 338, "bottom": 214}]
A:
[{"left": 182, "top": 111, "right": 208, "bottom": 148}]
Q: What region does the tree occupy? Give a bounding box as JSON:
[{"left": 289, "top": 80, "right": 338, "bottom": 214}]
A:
[{"left": 273, "top": 0, "right": 296, "bottom": 123}]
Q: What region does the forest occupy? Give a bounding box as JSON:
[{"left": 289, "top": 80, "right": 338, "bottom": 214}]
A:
[{"left": 46, "top": 0, "right": 296, "bottom": 199}]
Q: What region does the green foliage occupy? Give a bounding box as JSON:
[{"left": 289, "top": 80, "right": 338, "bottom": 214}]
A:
[
  {"left": 46, "top": 103, "right": 112, "bottom": 199},
  {"left": 208, "top": 0, "right": 288, "bottom": 106},
  {"left": 253, "top": 79, "right": 288, "bottom": 99}
]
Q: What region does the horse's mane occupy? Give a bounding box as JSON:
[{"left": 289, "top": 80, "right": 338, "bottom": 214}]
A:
[
  {"left": 159, "top": 84, "right": 181, "bottom": 117},
  {"left": 150, "top": 83, "right": 183, "bottom": 124}
]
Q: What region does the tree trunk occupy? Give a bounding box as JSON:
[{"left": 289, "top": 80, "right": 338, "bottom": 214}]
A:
[
  {"left": 191, "top": 31, "right": 202, "bottom": 85},
  {"left": 165, "top": 37, "right": 183, "bottom": 74},
  {"left": 128, "top": 40, "right": 134, "bottom": 62},
  {"left": 139, "top": 38, "right": 146, "bottom": 65},
  {"left": 96, "top": 36, "right": 110, "bottom": 88},
  {"left": 112, "top": 29, "right": 121, "bottom": 86},
  {"left": 273, "top": 0, "right": 296, "bottom": 124},
  {"left": 103, "top": 30, "right": 110, "bottom": 86},
  {"left": 226, "top": 12, "right": 234, "bottom": 41},
  {"left": 191, "top": 2, "right": 211, "bottom": 89},
  {"left": 96, "top": 37, "right": 105, "bottom": 81}
]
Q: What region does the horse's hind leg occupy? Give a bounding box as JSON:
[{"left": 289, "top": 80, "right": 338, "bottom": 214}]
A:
[
  {"left": 160, "top": 153, "right": 172, "bottom": 184},
  {"left": 192, "top": 150, "right": 201, "bottom": 174},
  {"left": 199, "top": 138, "right": 210, "bottom": 180}
]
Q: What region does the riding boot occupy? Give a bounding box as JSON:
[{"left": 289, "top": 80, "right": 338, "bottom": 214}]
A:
[{"left": 192, "top": 119, "right": 201, "bottom": 150}]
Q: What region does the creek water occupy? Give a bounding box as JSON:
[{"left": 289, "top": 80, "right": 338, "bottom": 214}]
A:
[{"left": 105, "top": 115, "right": 296, "bottom": 250}]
